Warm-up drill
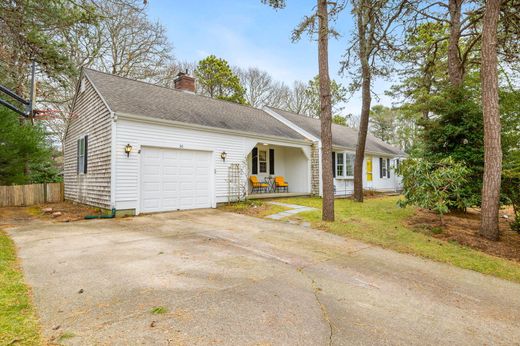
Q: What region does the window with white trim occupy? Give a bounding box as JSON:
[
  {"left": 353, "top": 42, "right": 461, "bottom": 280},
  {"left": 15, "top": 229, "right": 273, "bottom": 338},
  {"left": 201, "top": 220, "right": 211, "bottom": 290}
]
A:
[
  {"left": 77, "top": 135, "right": 87, "bottom": 174},
  {"left": 345, "top": 154, "right": 355, "bottom": 177},
  {"left": 259, "top": 150, "right": 267, "bottom": 173},
  {"left": 380, "top": 157, "right": 391, "bottom": 178},
  {"left": 336, "top": 152, "right": 344, "bottom": 177},
  {"left": 335, "top": 152, "right": 355, "bottom": 178}
]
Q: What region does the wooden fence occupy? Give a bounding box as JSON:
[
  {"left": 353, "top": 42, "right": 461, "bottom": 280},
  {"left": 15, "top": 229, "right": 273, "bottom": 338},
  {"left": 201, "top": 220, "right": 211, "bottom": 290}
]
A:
[{"left": 0, "top": 182, "right": 64, "bottom": 207}]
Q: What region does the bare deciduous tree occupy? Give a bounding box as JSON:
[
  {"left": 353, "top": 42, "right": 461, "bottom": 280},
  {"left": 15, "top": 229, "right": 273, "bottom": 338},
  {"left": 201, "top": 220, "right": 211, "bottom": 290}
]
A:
[
  {"left": 236, "top": 67, "right": 276, "bottom": 107},
  {"left": 39, "top": 0, "right": 175, "bottom": 149},
  {"left": 95, "top": 0, "right": 173, "bottom": 81},
  {"left": 285, "top": 80, "right": 312, "bottom": 114}
]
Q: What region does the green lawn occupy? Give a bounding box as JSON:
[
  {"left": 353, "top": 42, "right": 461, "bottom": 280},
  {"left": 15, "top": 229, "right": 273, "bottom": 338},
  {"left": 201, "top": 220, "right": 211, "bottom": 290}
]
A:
[
  {"left": 270, "top": 196, "right": 520, "bottom": 283},
  {"left": 0, "top": 230, "right": 41, "bottom": 345}
]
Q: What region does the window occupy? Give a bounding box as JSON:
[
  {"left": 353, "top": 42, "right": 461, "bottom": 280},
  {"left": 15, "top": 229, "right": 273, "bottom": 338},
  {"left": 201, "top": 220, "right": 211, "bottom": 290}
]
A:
[
  {"left": 380, "top": 157, "right": 391, "bottom": 178},
  {"left": 345, "top": 154, "right": 355, "bottom": 177},
  {"left": 336, "top": 152, "right": 344, "bottom": 177},
  {"left": 77, "top": 135, "right": 88, "bottom": 174},
  {"left": 259, "top": 150, "right": 267, "bottom": 173},
  {"left": 335, "top": 152, "right": 354, "bottom": 178}
]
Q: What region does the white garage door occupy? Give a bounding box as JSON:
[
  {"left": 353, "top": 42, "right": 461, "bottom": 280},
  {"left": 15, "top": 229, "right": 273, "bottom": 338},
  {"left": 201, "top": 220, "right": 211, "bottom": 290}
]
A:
[{"left": 140, "top": 147, "right": 212, "bottom": 213}]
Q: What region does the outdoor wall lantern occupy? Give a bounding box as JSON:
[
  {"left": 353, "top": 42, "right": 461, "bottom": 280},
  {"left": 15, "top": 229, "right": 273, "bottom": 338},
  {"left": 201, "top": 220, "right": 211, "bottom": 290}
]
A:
[
  {"left": 124, "top": 144, "right": 133, "bottom": 157},
  {"left": 220, "top": 151, "right": 227, "bottom": 161}
]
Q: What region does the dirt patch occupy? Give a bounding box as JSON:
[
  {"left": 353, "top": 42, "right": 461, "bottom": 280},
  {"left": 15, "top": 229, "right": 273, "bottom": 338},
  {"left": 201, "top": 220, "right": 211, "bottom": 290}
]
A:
[
  {"left": 0, "top": 202, "right": 102, "bottom": 227},
  {"left": 408, "top": 207, "right": 520, "bottom": 262},
  {"left": 220, "top": 200, "right": 289, "bottom": 218}
]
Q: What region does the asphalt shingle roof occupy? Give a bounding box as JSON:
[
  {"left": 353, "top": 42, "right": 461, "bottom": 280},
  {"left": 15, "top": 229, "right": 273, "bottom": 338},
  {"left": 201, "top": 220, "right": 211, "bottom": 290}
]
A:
[
  {"left": 84, "top": 68, "right": 306, "bottom": 140},
  {"left": 268, "top": 107, "right": 405, "bottom": 156}
]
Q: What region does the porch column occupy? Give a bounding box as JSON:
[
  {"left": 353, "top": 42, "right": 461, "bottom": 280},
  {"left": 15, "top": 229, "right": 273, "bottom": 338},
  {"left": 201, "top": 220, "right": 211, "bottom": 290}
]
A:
[{"left": 311, "top": 142, "right": 320, "bottom": 196}]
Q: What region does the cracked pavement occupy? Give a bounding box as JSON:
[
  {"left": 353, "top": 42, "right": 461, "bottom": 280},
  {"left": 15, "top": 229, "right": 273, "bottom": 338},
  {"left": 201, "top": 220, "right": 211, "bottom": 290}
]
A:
[{"left": 6, "top": 208, "right": 520, "bottom": 345}]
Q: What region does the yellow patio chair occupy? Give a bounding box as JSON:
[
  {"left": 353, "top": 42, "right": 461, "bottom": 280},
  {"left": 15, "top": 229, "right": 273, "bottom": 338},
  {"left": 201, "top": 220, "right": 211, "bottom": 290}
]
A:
[
  {"left": 250, "top": 176, "right": 268, "bottom": 194},
  {"left": 274, "top": 176, "right": 289, "bottom": 193}
]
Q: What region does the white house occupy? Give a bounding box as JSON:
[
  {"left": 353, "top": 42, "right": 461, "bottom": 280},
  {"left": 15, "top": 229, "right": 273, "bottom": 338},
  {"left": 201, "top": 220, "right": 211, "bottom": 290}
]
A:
[{"left": 64, "top": 68, "right": 404, "bottom": 215}]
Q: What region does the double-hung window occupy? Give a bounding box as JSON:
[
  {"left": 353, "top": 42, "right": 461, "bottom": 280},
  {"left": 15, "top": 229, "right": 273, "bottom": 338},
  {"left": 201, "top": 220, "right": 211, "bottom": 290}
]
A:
[
  {"left": 345, "top": 154, "right": 355, "bottom": 177},
  {"left": 380, "top": 157, "right": 391, "bottom": 178},
  {"left": 259, "top": 150, "right": 267, "bottom": 173},
  {"left": 336, "top": 152, "right": 344, "bottom": 177},
  {"left": 335, "top": 152, "right": 355, "bottom": 178},
  {"left": 77, "top": 135, "right": 88, "bottom": 174}
]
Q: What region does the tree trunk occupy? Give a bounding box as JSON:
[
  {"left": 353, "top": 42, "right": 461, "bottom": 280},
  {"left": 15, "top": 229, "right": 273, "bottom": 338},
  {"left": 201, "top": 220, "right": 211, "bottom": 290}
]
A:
[
  {"left": 318, "top": 0, "right": 334, "bottom": 221},
  {"left": 448, "top": 0, "right": 464, "bottom": 87},
  {"left": 479, "top": 0, "right": 502, "bottom": 240},
  {"left": 353, "top": 2, "right": 371, "bottom": 202}
]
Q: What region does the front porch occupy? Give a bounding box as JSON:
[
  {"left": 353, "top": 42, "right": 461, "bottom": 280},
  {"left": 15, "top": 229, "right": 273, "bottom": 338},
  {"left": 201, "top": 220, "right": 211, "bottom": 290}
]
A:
[{"left": 246, "top": 142, "right": 311, "bottom": 198}]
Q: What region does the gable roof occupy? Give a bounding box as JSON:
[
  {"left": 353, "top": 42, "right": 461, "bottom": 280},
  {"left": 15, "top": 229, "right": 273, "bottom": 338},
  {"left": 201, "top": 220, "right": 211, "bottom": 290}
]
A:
[
  {"left": 83, "top": 68, "right": 306, "bottom": 141},
  {"left": 267, "top": 107, "right": 405, "bottom": 156}
]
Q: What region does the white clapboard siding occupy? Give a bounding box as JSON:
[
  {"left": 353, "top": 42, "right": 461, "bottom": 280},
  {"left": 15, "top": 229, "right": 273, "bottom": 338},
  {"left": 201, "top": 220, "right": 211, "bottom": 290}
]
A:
[
  {"left": 63, "top": 77, "right": 112, "bottom": 208},
  {"left": 115, "top": 119, "right": 258, "bottom": 209},
  {"left": 333, "top": 156, "right": 402, "bottom": 196}
]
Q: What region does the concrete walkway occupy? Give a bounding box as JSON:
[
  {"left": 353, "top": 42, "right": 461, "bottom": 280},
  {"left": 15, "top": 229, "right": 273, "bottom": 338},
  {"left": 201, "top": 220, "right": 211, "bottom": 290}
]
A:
[
  {"left": 6, "top": 209, "right": 520, "bottom": 345},
  {"left": 265, "top": 201, "right": 317, "bottom": 220}
]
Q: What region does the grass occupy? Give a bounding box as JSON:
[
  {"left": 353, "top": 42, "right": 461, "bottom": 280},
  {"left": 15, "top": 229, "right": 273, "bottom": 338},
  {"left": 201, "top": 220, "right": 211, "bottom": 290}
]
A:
[
  {"left": 220, "top": 199, "right": 289, "bottom": 218},
  {"left": 0, "top": 230, "right": 41, "bottom": 345},
  {"left": 268, "top": 196, "right": 520, "bottom": 283},
  {"left": 150, "top": 306, "right": 168, "bottom": 314}
]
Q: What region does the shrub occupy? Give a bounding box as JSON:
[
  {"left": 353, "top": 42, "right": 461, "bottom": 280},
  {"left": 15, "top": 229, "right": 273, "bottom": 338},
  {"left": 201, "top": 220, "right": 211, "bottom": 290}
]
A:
[
  {"left": 421, "top": 87, "right": 484, "bottom": 207},
  {"left": 397, "top": 157, "right": 470, "bottom": 225}
]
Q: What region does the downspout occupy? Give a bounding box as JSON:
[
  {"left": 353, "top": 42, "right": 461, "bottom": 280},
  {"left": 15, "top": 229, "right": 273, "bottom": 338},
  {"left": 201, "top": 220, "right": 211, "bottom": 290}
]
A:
[{"left": 110, "top": 112, "right": 117, "bottom": 211}]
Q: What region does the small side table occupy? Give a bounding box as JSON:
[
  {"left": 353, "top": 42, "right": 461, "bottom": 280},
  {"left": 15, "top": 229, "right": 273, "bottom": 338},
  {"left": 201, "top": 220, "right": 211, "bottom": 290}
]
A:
[{"left": 264, "top": 176, "right": 276, "bottom": 193}]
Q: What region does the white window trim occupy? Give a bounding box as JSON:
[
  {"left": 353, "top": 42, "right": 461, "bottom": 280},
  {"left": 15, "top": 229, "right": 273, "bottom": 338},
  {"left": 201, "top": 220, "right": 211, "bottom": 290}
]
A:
[
  {"left": 381, "top": 158, "right": 388, "bottom": 179},
  {"left": 78, "top": 135, "right": 86, "bottom": 175},
  {"left": 345, "top": 153, "right": 354, "bottom": 178},
  {"left": 335, "top": 152, "right": 354, "bottom": 179},
  {"left": 258, "top": 149, "right": 267, "bottom": 174}
]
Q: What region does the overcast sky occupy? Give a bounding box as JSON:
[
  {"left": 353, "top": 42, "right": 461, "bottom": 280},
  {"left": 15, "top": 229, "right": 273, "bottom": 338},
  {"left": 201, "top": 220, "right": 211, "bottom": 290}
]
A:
[{"left": 146, "top": 0, "right": 397, "bottom": 114}]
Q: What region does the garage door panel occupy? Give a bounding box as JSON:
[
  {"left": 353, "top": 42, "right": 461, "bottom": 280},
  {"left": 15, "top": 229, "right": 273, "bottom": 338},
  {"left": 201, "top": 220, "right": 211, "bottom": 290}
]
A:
[
  {"left": 140, "top": 147, "right": 212, "bottom": 212},
  {"left": 142, "top": 198, "right": 160, "bottom": 210},
  {"left": 142, "top": 165, "right": 161, "bottom": 175},
  {"left": 143, "top": 182, "right": 161, "bottom": 191}
]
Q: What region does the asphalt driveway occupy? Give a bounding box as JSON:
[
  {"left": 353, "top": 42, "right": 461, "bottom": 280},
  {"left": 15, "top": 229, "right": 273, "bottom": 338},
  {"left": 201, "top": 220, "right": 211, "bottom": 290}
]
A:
[{"left": 7, "top": 209, "right": 520, "bottom": 345}]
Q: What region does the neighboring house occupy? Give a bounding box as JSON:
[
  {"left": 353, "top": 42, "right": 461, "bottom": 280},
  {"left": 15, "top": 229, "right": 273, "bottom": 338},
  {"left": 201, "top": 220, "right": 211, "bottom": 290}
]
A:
[{"left": 64, "top": 68, "right": 404, "bottom": 214}]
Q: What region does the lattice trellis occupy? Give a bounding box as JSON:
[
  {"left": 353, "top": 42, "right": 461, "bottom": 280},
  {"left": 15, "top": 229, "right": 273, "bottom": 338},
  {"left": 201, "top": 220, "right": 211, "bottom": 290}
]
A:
[{"left": 227, "top": 161, "right": 248, "bottom": 204}]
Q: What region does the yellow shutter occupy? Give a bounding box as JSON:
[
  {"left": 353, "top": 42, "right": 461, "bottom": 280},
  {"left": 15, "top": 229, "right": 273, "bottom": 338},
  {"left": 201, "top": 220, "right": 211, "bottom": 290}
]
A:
[{"left": 367, "top": 157, "right": 373, "bottom": 181}]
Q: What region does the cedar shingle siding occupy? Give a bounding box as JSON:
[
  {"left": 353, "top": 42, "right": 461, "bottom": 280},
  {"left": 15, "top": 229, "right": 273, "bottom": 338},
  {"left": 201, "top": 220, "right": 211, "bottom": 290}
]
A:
[{"left": 64, "top": 77, "right": 112, "bottom": 209}]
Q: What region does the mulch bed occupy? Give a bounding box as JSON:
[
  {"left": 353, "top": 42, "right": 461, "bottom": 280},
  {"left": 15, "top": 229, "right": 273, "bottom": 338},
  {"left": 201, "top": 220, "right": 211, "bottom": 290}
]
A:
[{"left": 408, "top": 206, "right": 520, "bottom": 262}]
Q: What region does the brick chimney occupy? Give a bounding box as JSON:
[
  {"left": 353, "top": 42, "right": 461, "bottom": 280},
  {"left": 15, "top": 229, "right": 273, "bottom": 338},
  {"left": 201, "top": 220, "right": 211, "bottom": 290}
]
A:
[{"left": 174, "top": 71, "right": 195, "bottom": 93}]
